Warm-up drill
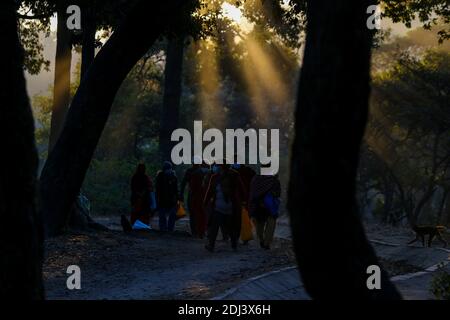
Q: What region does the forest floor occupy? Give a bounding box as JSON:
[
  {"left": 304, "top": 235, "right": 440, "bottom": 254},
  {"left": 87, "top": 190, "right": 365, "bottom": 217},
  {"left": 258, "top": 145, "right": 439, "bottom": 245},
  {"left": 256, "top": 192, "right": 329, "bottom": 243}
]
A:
[
  {"left": 43, "top": 217, "right": 449, "bottom": 300},
  {"left": 43, "top": 217, "right": 296, "bottom": 299}
]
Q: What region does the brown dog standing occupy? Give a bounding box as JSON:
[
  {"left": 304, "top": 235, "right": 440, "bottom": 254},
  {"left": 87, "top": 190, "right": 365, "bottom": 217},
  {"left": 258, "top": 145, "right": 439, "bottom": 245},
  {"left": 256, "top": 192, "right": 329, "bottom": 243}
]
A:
[{"left": 408, "top": 225, "right": 447, "bottom": 247}]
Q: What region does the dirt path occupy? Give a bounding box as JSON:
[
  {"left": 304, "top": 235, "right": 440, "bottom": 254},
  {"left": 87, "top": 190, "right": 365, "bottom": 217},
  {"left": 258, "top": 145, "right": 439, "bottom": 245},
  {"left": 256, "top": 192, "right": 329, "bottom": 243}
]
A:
[
  {"left": 43, "top": 217, "right": 449, "bottom": 300},
  {"left": 43, "top": 221, "right": 296, "bottom": 300}
]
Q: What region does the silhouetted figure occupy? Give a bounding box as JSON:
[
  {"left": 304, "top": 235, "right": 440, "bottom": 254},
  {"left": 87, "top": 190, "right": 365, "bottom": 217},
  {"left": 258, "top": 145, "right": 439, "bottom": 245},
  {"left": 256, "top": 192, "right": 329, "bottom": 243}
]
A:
[
  {"left": 204, "top": 161, "right": 231, "bottom": 241},
  {"left": 156, "top": 161, "right": 179, "bottom": 232},
  {"left": 232, "top": 163, "right": 256, "bottom": 194},
  {"left": 249, "top": 165, "right": 281, "bottom": 250},
  {"left": 130, "top": 163, "right": 155, "bottom": 226},
  {"left": 202, "top": 161, "right": 226, "bottom": 240},
  {"left": 232, "top": 162, "right": 256, "bottom": 244},
  {"left": 180, "top": 157, "right": 209, "bottom": 238},
  {"left": 204, "top": 162, "right": 245, "bottom": 252}
]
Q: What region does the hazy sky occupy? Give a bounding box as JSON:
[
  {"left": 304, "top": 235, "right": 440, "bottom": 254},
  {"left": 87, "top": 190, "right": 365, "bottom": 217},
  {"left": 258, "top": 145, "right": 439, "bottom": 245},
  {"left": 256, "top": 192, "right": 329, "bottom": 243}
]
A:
[{"left": 25, "top": 32, "right": 80, "bottom": 97}]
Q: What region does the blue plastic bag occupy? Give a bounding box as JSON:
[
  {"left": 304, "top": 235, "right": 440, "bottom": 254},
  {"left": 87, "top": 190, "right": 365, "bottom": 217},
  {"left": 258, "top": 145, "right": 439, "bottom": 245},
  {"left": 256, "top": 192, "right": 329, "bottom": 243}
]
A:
[
  {"left": 264, "top": 193, "right": 280, "bottom": 218},
  {"left": 132, "top": 219, "right": 152, "bottom": 230}
]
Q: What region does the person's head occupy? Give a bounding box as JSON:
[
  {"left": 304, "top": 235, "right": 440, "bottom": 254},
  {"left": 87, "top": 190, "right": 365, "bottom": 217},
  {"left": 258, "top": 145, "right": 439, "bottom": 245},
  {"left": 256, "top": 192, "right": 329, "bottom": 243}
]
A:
[
  {"left": 163, "top": 161, "right": 173, "bottom": 171},
  {"left": 231, "top": 163, "right": 241, "bottom": 170},
  {"left": 136, "top": 163, "right": 146, "bottom": 175},
  {"left": 217, "top": 159, "right": 230, "bottom": 174}
]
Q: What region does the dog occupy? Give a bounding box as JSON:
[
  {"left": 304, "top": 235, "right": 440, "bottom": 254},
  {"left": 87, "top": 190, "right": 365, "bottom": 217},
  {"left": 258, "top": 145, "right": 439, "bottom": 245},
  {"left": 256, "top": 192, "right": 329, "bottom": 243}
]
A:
[{"left": 408, "top": 225, "right": 447, "bottom": 247}]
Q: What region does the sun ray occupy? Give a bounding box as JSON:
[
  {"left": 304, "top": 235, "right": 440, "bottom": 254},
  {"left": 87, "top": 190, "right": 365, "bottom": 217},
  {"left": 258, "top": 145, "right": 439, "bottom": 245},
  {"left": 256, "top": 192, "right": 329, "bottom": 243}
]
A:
[{"left": 193, "top": 39, "right": 226, "bottom": 129}]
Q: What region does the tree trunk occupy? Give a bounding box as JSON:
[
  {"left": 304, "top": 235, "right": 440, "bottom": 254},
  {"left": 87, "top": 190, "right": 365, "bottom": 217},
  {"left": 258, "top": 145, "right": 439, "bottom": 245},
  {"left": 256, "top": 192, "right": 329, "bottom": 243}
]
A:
[
  {"left": 68, "top": 2, "right": 98, "bottom": 231},
  {"left": 81, "top": 5, "right": 96, "bottom": 80},
  {"left": 49, "top": 0, "right": 72, "bottom": 153},
  {"left": 437, "top": 188, "right": 448, "bottom": 225},
  {"left": 0, "top": 1, "right": 44, "bottom": 299},
  {"left": 159, "top": 37, "right": 185, "bottom": 161},
  {"left": 446, "top": 194, "right": 450, "bottom": 227},
  {"left": 287, "top": 0, "right": 401, "bottom": 299},
  {"left": 412, "top": 186, "right": 436, "bottom": 224},
  {"left": 40, "top": 0, "right": 193, "bottom": 237},
  {"left": 382, "top": 176, "right": 394, "bottom": 224}
]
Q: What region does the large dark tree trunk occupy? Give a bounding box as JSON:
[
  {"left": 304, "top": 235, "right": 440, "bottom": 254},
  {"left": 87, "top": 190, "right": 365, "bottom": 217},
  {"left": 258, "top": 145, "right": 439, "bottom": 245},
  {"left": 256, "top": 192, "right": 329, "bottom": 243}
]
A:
[
  {"left": 68, "top": 2, "right": 98, "bottom": 231},
  {"left": 287, "top": 0, "right": 401, "bottom": 299},
  {"left": 81, "top": 4, "right": 96, "bottom": 80},
  {"left": 49, "top": 0, "right": 72, "bottom": 152},
  {"left": 0, "top": 1, "right": 44, "bottom": 299},
  {"left": 159, "top": 37, "right": 185, "bottom": 161},
  {"left": 40, "top": 0, "right": 193, "bottom": 237}
]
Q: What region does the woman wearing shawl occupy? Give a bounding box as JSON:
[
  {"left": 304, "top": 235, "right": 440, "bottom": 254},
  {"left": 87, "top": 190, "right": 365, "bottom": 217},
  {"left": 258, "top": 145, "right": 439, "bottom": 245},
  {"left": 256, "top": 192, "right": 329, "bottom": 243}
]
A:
[
  {"left": 180, "top": 156, "right": 209, "bottom": 238},
  {"left": 130, "top": 163, "right": 155, "bottom": 226}
]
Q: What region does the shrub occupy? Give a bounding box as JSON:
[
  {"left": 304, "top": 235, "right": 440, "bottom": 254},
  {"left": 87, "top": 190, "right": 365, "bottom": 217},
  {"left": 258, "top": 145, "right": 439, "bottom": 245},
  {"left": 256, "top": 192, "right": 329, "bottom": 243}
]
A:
[
  {"left": 82, "top": 158, "right": 159, "bottom": 217},
  {"left": 430, "top": 264, "right": 450, "bottom": 300}
]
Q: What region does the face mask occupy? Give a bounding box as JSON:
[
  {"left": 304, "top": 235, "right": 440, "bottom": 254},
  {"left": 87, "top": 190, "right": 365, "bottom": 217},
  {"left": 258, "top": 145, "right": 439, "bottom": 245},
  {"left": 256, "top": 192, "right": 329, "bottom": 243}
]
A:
[{"left": 231, "top": 164, "right": 241, "bottom": 170}]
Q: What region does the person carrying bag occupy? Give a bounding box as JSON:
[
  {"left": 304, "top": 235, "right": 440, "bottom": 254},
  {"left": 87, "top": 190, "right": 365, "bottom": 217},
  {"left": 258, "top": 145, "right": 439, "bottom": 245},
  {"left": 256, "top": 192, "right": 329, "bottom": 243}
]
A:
[{"left": 248, "top": 165, "right": 281, "bottom": 250}]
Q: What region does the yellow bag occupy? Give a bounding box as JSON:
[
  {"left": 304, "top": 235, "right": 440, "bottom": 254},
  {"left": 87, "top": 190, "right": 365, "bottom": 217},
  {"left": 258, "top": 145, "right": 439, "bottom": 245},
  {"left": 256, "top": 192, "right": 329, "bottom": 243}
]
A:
[
  {"left": 240, "top": 207, "right": 253, "bottom": 241},
  {"left": 176, "top": 201, "right": 186, "bottom": 220}
]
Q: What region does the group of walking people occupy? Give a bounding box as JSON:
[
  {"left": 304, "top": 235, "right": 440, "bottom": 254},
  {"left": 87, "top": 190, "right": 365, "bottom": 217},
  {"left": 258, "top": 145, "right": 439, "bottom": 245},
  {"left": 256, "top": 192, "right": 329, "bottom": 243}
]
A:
[{"left": 128, "top": 157, "right": 281, "bottom": 252}]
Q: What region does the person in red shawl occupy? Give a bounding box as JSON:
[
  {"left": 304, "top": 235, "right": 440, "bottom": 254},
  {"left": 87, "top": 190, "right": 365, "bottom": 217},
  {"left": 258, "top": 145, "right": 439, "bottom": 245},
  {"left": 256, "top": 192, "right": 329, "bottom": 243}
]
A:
[
  {"left": 231, "top": 159, "right": 256, "bottom": 244},
  {"left": 180, "top": 156, "right": 209, "bottom": 238},
  {"left": 130, "top": 163, "right": 155, "bottom": 226}
]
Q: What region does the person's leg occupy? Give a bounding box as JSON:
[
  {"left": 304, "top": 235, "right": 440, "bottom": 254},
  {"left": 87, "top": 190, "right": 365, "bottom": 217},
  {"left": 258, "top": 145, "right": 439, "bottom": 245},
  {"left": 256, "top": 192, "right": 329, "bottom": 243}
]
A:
[
  {"left": 159, "top": 208, "right": 168, "bottom": 231},
  {"left": 197, "top": 207, "right": 206, "bottom": 239},
  {"left": 230, "top": 211, "right": 242, "bottom": 250},
  {"left": 121, "top": 215, "right": 132, "bottom": 232},
  {"left": 141, "top": 210, "right": 150, "bottom": 226},
  {"left": 220, "top": 223, "right": 229, "bottom": 241},
  {"left": 167, "top": 206, "right": 177, "bottom": 232},
  {"left": 188, "top": 194, "right": 197, "bottom": 236},
  {"left": 224, "top": 214, "right": 237, "bottom": 250},
  {"left": 130, "top": 210, "right": 137, "bottom": 226},
  {"left": 192, "top": 196, "right": 205, "bottom": 238},
  {"left": 235, "top": 208, "right": 242, "bottom": 242},
  {"left": 263, "top": 216, "right": 277, "bottom": 249},
  {"left": 254, "top": 217, "right": 265, "bottom": 247},
  {"left": 189, "top": 210, "right": 197, "bottom": 236},
  {"left": 206, "top": 211, "right": 220, "bottom": 251}
]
